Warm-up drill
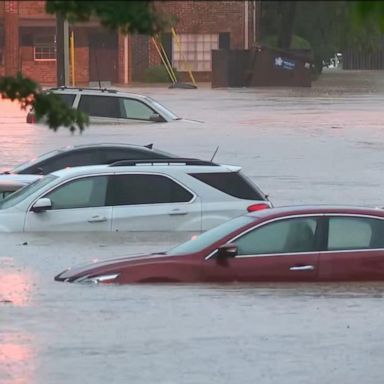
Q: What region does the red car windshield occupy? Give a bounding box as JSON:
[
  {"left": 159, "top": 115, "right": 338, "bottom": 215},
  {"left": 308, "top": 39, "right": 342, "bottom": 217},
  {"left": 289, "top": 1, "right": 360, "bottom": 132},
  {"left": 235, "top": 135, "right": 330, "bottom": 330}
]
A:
[{"left": 167, "top": 215, "right": 255, "bottom": 256}]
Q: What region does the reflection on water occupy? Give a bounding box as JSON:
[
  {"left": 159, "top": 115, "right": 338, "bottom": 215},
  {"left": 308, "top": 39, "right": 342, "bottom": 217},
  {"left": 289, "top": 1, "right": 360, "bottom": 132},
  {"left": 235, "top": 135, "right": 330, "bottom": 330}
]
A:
[
  {"left": 0, "top": 258, "right": 34, "bottom": 307},
  {"left": 0, "top": 257, "right": 35, "bottom": 383},
  {"left": 202, "top": 282, "right": 384, "bottom": 299},
  {"left": 0, "top": 331, "right": 35, "bottom": 384}
]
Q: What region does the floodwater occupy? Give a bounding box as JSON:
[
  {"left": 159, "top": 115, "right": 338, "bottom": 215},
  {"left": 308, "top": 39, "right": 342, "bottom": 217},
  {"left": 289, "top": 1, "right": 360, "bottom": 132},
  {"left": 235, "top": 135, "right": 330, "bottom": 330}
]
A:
[{"left": 1, "top": 69, "right": 384, "bottom": 383}]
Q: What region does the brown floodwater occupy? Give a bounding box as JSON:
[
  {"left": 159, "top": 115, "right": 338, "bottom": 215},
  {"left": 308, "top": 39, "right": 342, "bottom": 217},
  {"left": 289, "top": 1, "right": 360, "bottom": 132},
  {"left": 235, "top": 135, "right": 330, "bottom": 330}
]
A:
[{"left": 1, "top": 69, "right": 384, "bottom": 384}]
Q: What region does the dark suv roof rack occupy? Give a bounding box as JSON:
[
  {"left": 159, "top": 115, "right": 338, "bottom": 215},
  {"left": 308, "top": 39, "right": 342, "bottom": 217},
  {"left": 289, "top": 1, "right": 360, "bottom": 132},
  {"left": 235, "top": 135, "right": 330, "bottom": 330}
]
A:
[
  {"left": 48, "top": 86, "right": 117, "bottom": 94},
  {"left": 109, "top": 158, "right": 219, "bottom": 167}
]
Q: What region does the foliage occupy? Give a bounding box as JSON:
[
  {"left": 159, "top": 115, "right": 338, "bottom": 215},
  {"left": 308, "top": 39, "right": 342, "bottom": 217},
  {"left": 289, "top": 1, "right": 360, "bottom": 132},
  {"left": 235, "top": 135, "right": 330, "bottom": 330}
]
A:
[
  {"left": 45, "top": 1, "right": 168, "bottom": 35},
  {"left": 0, "top": 73, "right": 88, "bottom": 132},
  {"left": 143, "top": 65, "right": 179, "bottom": 83},
  {"left": 0, "top": 0, "right": 167, "bottom": 133},
  {"left": 353, "top": 1, "right": 384, "bottom": 30},
  {"left": 261, "top": 1, "right": 384, "bottom": 74},
  {"left": 262, "top": 35, "right": 312, "bottom": 50}
]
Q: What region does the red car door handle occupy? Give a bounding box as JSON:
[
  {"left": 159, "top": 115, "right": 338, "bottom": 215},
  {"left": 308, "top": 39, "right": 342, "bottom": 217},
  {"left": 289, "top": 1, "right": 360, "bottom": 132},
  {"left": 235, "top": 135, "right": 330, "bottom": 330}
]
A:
[
  {"left": 88, "top": 215, "right": 107, "bottom": 223},
  {"left": 289, "top": 265, "right": 315, "bottom": 271}
]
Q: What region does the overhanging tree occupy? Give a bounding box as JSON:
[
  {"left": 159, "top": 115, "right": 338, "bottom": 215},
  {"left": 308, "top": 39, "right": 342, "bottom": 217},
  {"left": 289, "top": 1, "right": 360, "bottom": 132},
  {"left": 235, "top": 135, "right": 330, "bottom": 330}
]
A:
[{"left": 261, "top": 1, "right": 384, "bottom": 74}]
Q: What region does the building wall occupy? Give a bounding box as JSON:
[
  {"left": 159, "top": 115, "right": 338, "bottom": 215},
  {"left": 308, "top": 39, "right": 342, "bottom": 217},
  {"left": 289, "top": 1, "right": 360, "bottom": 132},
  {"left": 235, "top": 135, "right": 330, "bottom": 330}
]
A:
[
  {"left": 21, "top": 53, "right": 56, "bottom": 84},
  {"left": 155, "top": 1, "right": 246, "bottom": 48},
  {"left": 18, "top": 1, "right": 47, "bottom": 16},
  {"left": 0, "top": 0, "right": 260, "bottom": 84},
  {"left": 4, "top": 0, "right": 19, "bottom": 75},
  {"left": 131, "top": 0, "right": 256, "bottom": 82},
  {"left": 72, "top": 28, "right": 89, "bottom": 84}
]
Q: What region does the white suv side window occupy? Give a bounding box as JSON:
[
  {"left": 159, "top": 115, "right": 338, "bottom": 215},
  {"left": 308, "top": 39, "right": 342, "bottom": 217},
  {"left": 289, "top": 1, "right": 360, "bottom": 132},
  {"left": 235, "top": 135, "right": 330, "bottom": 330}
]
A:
[
  {"left": 56, "top": 93, "right": 76, "bottom": 107},
  {"left": 78, "top": 95, "right": 121, "bottom": 118},
  {"left": 45, "top": 176, "right": 108, "bottom": 209},
  {"left": 107, "top": 174, "right": 193, "bottom": 205},
  {"left": 120, "top": 98, "right": 155, "bottom": 120}
]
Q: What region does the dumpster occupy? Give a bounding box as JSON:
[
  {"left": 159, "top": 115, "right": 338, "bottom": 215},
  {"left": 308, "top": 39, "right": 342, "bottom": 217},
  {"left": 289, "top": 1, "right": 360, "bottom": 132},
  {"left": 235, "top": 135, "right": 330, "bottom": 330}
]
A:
[{"left": 212, "top": 45, "right": 313, "bottom": 88}]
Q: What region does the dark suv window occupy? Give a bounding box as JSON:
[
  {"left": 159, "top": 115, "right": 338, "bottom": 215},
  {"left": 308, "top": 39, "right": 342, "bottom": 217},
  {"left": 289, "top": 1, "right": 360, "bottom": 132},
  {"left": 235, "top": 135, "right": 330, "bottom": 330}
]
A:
[
  {"left": 189, "top": 172, "right": 265, "bottom": 200},
  {"left": 34, "top": 150, "right": 103, "bottom": 174},
  {"left": 78, "top": 95, "right": 121, "bottom": 118},
  {"left": 100, "top": 148, "right": 169, "bottom": 164},
  {"left": 107, "top": 174, "right": 193, "bottom": 205}
]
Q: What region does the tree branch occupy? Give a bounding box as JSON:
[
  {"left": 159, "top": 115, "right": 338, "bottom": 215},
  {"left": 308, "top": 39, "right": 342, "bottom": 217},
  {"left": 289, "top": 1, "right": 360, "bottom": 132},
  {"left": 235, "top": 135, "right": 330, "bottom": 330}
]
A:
[{"left": 0, "top": 73, "right": 88, "bottom": 133}]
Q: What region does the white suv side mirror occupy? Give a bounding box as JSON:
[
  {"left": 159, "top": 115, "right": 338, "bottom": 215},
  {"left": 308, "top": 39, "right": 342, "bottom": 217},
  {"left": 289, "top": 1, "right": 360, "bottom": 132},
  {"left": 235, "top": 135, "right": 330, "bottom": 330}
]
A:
[
  {"left": 31, "top": 198, "right": 52, "bottom": 213},
  {"left": 149, "top": 113, "right": 165, "bottom": 123}
]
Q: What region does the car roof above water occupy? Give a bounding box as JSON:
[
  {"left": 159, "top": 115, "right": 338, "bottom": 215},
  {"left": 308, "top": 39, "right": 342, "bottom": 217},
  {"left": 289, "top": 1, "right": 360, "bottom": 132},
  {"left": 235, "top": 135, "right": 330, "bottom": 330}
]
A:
[
  {"left": 57, "top": 142, "right": 156, "bottom": 150},
  {"left": 50, "top": 162, "right": 243, "bottom": 178},
  {"left": 48, "top": 87, "right": 149, "bottom": 101},
  {"left": 247, "top": 205, "right": 384, "bottom": 220}
]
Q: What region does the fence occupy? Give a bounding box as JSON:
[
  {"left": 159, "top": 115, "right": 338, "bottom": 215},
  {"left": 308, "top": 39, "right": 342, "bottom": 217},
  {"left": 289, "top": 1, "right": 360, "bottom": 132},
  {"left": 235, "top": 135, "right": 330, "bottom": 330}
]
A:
[{"left": 342, "top": 49, "right": 384, "bottom": 70}]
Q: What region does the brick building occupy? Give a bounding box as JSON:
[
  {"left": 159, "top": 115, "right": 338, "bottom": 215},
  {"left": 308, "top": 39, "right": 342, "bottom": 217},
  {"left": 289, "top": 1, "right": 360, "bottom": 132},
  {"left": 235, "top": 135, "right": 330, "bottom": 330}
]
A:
[{"left": 0, "top": 0, "right": 260, "bottom": 85}]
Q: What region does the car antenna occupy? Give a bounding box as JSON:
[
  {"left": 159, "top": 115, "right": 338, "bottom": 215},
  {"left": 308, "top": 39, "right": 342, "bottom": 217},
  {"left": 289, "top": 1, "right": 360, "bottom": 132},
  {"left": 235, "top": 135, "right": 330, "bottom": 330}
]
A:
[{"left": 210, "top": 145, "right": 219, "bottom": 162}]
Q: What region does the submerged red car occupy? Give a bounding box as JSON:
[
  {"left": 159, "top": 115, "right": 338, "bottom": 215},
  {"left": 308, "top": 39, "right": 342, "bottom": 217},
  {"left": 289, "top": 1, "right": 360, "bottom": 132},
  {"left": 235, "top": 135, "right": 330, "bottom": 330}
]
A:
[{"left": 55, "top": 206, "right": 384, "bottom": 284}]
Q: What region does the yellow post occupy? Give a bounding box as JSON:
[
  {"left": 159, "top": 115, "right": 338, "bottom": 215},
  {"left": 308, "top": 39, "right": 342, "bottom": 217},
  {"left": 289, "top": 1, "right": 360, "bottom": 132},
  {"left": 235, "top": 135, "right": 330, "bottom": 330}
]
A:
[
  {"left": 70, "top": 31, "right": 75, "bottom": 86},
  {"left": 156, "top": 34, "right": 178, "bottom": 83},
  {"left": 171, "top": 27, "right": 197, "bottom": 87},
  {"left": 151, "top": 36, "right": 177, "bottom": 84}
]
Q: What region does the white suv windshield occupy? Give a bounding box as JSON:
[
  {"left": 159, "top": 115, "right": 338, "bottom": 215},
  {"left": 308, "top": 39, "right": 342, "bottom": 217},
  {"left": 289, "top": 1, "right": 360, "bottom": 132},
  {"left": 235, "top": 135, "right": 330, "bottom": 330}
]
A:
[
  {"left": 167, "top": 215, "right": 254, "bottom": 255},
  {"left": 0, "top": 175, "right": 58, "bottom": 209},
  {"left": 145, "top": 97, "right": 180, "bottom": 120}
]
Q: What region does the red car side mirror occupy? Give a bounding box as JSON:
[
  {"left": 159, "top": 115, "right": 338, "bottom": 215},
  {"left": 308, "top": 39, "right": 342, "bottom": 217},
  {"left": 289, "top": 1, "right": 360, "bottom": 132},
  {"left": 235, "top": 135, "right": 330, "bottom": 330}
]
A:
[{"left": 216, "top": 244, "right": 238, "bottom": 261}]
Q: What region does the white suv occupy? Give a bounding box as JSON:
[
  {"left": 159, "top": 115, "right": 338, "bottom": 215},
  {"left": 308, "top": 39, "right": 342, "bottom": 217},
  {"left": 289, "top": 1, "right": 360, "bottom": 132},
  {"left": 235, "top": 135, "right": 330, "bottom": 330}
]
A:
[
  {"left": 0, "top": 159, "right": 272, "bottom": 232},
  {"left": 26, "top": 87, "right": 193, "bottom": 125}
]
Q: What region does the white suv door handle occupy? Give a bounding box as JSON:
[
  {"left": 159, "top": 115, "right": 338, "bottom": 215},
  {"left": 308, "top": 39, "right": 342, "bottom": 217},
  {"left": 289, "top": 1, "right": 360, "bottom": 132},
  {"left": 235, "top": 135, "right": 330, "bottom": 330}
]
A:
[
  {"left": 289, "top": 265, "right": 315, "bottom": 271},
  {"left": 88, "top": 215, "right": 107, "bottom": 223},
  {"left": 168, "top": 209, "right": 188, "bottom": 216}
]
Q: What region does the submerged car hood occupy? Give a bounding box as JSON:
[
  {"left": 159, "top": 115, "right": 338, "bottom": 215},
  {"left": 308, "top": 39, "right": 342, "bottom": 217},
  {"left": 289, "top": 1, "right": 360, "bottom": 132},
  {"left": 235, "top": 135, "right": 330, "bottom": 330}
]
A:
[
  {"left": 174, "top": 118, "right": 204, "bottom": 124},
  {"left": 54, "top": 252, "right": 173, "bottom": 282}
]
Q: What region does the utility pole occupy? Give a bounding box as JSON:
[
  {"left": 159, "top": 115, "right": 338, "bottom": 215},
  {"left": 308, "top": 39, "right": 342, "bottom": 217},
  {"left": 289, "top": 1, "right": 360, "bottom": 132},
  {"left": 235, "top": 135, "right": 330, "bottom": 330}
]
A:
[
  {"left": 64, "top": 20, "right": 70, "bottom": 85},
  {"left": 56, "top": 14, "right": 70, "bottom": 86}
]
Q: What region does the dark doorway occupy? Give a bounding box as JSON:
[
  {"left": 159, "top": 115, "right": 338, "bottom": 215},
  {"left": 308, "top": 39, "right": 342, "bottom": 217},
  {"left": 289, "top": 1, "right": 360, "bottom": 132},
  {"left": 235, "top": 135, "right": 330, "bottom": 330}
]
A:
[
  {"left": 131, "top": 34, "right": 149, "bottom": 82},
  {"left": 89, "top": 31, "right": 118, "bottom": 83}
]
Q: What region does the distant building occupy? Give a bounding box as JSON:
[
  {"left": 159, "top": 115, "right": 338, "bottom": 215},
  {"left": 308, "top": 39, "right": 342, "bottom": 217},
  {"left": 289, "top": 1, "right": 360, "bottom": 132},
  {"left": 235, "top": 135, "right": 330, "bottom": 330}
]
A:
[{"left": 0, "top": 0, "right": 260, "bottom": 85}]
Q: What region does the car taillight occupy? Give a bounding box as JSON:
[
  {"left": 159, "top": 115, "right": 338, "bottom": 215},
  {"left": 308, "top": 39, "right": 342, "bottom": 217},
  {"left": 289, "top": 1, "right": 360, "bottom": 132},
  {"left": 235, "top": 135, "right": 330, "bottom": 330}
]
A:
[
  {"left": 247, "top": 203, "right": 270, "bottom": 212},
  {"left": 26, "top": 113, "right": 36, "bottom": 124}
]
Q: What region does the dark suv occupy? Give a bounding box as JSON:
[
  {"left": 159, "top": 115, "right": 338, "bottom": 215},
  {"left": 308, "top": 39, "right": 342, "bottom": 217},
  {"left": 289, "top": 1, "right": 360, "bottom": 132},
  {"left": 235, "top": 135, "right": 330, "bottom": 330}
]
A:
[{"left": 0, "top": 143, "right": 178, "bottom": 198}]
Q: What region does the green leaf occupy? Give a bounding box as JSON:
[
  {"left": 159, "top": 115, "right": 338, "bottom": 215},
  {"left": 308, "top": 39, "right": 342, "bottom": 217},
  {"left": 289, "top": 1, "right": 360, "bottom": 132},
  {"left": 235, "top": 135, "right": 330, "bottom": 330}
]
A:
[
  {"left": 0, "top": 73, "right": 89, "bottom": 133},
  {"left": 45, "top": 0, "right": 170, "bottom": 35}
]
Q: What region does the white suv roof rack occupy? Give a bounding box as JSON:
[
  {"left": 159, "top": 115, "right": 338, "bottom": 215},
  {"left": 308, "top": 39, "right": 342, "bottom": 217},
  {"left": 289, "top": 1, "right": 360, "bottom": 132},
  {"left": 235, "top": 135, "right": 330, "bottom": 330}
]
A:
[
  {"left": 48, "top": 86, "right": 118, "bottom": 94},
  {"left": 110, "top": 158, "right": 219, "bottom": 167}
]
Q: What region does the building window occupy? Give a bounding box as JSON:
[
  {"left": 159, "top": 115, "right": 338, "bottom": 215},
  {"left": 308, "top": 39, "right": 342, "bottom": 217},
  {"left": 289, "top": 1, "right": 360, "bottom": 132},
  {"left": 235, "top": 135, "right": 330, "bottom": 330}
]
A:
[
  {"left": 34, "top": 35, "right": 56, "bottom": 61},
  {"left": 172, "top": 34, "right": 218, "bottom": 72}
]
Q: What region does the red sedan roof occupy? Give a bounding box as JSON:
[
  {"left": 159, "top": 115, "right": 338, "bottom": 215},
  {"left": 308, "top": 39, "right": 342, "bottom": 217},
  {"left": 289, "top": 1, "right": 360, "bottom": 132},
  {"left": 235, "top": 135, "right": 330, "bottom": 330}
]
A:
[{"left": 248, "top": 205, "right": 384, "bottom": 220}]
